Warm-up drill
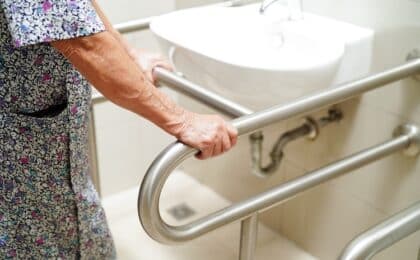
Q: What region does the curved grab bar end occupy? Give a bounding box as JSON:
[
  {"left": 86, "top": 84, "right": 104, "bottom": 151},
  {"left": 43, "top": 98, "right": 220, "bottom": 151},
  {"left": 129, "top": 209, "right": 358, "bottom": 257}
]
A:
[{"left": 138, "top": 141, "right": 197, "bottom": 244}]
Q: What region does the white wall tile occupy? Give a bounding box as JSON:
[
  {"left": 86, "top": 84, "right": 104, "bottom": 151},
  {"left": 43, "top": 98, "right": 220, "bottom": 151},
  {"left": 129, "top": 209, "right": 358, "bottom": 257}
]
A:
[
  {"left": 302, "top": 185, "right": 386, "bottom": 259},
  {"left": 96, "top": 0, "right": 175, "bottom": 24},
  {"left": 94, "top": 0, "right": 420, "bottom": 258}
]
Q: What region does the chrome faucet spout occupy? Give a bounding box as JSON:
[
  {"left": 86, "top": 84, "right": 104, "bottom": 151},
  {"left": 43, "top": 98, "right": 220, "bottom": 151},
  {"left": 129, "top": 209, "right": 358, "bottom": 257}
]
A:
[
  {"left": 259, "top": 0, "right": 280, "bottom": 14},
  {"left": 260, "top": 0, "right": 303, "bottom": 19}
]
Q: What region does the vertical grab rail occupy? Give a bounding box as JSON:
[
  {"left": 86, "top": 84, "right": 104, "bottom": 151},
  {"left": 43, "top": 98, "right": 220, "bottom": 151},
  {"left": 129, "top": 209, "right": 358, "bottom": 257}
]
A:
[{"left": 339, "top": 200, "right": 420, "bottom": 260}]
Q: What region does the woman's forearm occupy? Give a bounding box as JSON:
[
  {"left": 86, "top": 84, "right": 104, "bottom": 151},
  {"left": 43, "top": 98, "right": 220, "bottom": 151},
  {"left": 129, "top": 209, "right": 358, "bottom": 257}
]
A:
[
  {"left": 51, "top": 32, "right": 186, "bottom": 136},
  {"left": 52, "top": 1, "right": 238, "bottom": 159}
]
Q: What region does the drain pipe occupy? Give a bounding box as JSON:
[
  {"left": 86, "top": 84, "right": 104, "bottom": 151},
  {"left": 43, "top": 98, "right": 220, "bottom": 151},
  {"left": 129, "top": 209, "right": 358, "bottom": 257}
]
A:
[
  {"left": 250, "top": 108, "right": 343, "bottom": 177},
  {"left": 153, "top": 67, "right": 344, "bottom": 178}
]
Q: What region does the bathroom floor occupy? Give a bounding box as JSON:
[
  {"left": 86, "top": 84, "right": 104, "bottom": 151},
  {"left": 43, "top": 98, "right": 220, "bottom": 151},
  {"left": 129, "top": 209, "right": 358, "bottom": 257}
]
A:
[{"left": 102, "top": 170, "right": 317, "bottom": 260}]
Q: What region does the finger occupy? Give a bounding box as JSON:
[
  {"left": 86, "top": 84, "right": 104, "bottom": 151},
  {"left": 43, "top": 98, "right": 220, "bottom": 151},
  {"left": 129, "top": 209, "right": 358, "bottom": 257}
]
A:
[
  {"left": 221, "top": 131, "right": 232, "bottom": 153},
  {"left": 147, "top": 71, "right": 155, "bottom": 84},
  {"left": 227, "top": 124, "right": 238, "bottom": 146},
  {"left": 154, "top": 60, "right": 174, "bottom": 72},
  {"left": 213, "top": 134, "right": 223, "bottom": 157},
  {"left": 196, "top": 144, "right": 214, "bottom": 160},
  {"left": 151, "top": 63, "right": 173, "bottom": 84}
]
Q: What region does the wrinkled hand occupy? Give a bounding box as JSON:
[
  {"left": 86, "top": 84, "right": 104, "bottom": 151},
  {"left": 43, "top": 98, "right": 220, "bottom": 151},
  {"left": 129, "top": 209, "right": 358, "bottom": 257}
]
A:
[
  {"left": 129, "top": 48, "right": 173, "bottom": 84},
  {"left": 173, "top": 111, "right": 238, "bottom": 160}
]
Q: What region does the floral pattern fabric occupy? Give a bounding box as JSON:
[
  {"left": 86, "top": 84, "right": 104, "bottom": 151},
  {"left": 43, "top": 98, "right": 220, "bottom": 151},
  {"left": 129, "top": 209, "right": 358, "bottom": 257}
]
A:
[{"left": 0, "top": 0, "right": 115, "bottom": 259}]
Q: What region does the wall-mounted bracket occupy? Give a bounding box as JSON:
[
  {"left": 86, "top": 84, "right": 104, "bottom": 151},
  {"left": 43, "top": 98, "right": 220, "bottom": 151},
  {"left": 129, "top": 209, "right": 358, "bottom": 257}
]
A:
[
  {"left": 394, "top": 124, "right": 420, "bottom": 157},
  {"left": 406, "top": 49, "right": 420, "bottom": 81}
]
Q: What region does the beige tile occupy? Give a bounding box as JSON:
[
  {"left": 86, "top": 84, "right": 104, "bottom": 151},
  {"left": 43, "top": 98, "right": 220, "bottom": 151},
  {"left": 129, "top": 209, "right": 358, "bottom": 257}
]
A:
[
  {"left": 358, "top": 26, "right": 420, "bottom": 123},
  {"left": 375, "top": 230, "right": 420, "bottom": 260},
  {"left": 323, "top": 102, "right": 420, "bottom": 216},
  {"left": 278, "top": 164, "right": 308, "bottom": 246},
  {"left": 109, "top": 215, "right": 237, "bottom": 260},
  {"left": 301, "top": 185, "right": 386, "bottom": 260},
  {"left": 94, "top": 100, "right": 176, "bottom": 197},
  {"left": 256, "top": 239, "right": 317, "bottom": 260},
  {"left": 103, "top": 171, "right": 315, "bottom": 260}
]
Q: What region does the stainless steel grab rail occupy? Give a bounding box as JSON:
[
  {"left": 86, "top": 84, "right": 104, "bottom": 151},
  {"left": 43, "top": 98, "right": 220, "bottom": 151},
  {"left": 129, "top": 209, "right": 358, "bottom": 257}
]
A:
[
  {"left": 105, "top": 9, "right": 420, "bottom": 260},
  {"left": 139, "top": 124, "right": 420, "bottom": 245},
  {"left": 339, "top": 200, "right": 420, "bottom": 260},
  {"left": 90, "top": 5, "right": 255, "bottom": 193},
  {"left": 154, "top": 67, "right": 253, "bottom": 117},
  {"left": 114, "top": 17, "right": 153, "bottom": 34},
  {"left": 138, "top": 59, "right": 420, "bottom": 246}
]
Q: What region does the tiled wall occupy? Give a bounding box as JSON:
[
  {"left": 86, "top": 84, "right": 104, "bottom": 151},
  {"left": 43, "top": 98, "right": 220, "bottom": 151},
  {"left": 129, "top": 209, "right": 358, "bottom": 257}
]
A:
[
  {"left": 93, "top": 0, "right": 420, "bottom": 259},
  {"left": 172, "top": 0, "right": 420, "bottom": 259},
  {"left": 92, "top": 0, "right": 177, "bottom": 196}
]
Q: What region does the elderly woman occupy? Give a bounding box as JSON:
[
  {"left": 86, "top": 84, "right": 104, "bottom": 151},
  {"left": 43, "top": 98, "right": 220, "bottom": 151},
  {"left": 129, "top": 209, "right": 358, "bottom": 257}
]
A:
[{"left": 0, "top": 0, "right": 237, "bottom": 258}]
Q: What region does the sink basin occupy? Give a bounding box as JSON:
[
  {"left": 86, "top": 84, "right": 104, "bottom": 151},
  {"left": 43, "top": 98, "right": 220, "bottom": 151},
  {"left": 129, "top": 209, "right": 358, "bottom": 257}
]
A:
[{"left": 151, "top": 3, "right": 373, "bottom": 110}]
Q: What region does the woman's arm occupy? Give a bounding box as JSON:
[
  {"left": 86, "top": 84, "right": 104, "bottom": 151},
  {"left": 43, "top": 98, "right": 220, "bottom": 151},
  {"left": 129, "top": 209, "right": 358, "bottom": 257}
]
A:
[
  {"left": 51, "top": 13, "right": 237, "bottom": 160},
  {"left": 91, "top": 0, "right": 170, "bottom": 83}
]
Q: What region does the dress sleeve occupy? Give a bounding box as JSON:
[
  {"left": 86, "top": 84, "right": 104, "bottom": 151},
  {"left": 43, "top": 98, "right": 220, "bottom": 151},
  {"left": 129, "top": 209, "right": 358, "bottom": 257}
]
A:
[{"left": 0, "top": 0, "right": 105, "bottom": 47}]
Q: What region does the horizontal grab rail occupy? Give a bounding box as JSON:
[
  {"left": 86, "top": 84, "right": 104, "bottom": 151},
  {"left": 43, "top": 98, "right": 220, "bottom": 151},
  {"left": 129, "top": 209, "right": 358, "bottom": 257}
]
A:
[
  {"left": 339, "top": 200, "right": 420, "bottom": 260},
  {"left": 139, "top": 125, "right": 420, "bottom": 244},
  {"left": 114, "top": 17, "right": 153, "bottom": 34},
  {"left": 153, "top": 67, "right": 253, "bottom": 117},
  {"left": 138, "top": 60, "right": 420, "bottom": 244},
  {"left": 96, "top": 2, "right": 256, "bottom": 104},
  {"left": 91, "top": 67, "right": 254, "bottom": 117}
]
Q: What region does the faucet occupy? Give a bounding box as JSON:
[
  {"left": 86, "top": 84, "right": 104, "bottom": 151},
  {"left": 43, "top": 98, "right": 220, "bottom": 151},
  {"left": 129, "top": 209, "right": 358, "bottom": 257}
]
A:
[
  {"left": 259, "top": 0, "right": 281, "bottom": 13},
  {"left": 260, "top": 0, "right": 303, "bottom": 20}
]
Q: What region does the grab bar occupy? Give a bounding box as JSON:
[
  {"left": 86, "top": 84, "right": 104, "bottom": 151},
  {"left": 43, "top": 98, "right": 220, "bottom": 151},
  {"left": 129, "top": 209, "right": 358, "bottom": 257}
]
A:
[
  {"left": 138, "top": 59, "right": 420, "bottom": 246},
  {"left": 339, "top": 200, "right": 420, "bottom": 260},
  {"left": 153, "top": 67, "right": 253, "bottom": 117},
  {"left": 108, "top": 10, "right": 420, "bottom": 259},
  {"left": 139, "top": 124, "right": 420, "bottom": 245},
  {"left": 114, "top": 17, "right": 153, "bottom": 34}
]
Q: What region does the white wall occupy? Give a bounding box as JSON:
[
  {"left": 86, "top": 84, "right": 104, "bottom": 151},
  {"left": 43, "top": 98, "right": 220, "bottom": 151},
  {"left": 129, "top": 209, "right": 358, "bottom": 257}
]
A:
[
  {"left": 169, "top": 0, "right": 420, "bottom": 259},
  {"left": 92, "top": 0, "right": 420, "bottom": 259},
  {"left": 285, "top": 1, "right": 420, "bottom": 259},
  {"left": 175, "top": 0, "right": 220, "bottom": 9},
  {"left": 97, "top": 0, "right": 175, "bottom": 23},
  {"left": 92, "top": 0, "right": 176, "bottom": 196}
]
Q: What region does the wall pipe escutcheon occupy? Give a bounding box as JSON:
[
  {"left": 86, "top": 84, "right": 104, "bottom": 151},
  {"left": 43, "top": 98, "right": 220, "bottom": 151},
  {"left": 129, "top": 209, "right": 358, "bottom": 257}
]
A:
[
  {"left": 138, "top": 59, "right": 420, "bottom": 244},
  {"left": 339, "top": 199, "right": 420, "bottom": 260}
]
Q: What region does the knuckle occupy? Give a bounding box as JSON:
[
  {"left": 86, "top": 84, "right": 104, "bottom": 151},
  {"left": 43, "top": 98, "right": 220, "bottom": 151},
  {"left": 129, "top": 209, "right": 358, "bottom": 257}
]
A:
[
  {"left": 203, "top": 136, "right": 214, "bottom": 144},
  {"left": 216, "top": 124, "right": 224, "bottom": 132}
]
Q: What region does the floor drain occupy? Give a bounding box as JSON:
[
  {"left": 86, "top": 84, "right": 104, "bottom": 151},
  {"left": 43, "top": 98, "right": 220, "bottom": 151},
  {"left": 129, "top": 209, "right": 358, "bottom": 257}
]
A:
[{"left": 167, "top": 203, "right": 196, "bottom": 221}]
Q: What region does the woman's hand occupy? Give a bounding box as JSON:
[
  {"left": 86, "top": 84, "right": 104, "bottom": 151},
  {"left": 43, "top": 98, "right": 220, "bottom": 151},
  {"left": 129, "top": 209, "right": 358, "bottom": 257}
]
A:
[
  {"left": 54, "top": 3, "right": 238, "bottom": 161},
  {"left": 129, "top": 48, "right": 173, "bottom": 84},
  {"left": 171, "top": 111, "right": 238, "bottom": 160}
]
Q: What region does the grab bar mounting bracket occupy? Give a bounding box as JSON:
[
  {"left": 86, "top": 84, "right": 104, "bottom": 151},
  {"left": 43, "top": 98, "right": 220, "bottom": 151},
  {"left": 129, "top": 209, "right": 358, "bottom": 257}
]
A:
[
  {"left": 393, "top": 124, "right": 420, "bottom": 156},
  {"left": 407, "top": 49, "right": 420, "bottom": 81}
]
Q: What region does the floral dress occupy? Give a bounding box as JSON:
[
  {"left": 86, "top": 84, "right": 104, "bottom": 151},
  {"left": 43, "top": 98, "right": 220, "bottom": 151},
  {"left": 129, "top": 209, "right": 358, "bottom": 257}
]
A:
[{"left": 0, "top": 0, "right": 116, "bottom": 258}]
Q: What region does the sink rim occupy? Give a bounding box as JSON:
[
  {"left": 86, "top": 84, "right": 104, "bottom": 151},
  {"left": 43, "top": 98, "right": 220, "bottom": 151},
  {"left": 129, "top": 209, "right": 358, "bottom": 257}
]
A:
[{"left": 150, "top": 4, "right": 345, "bottom": 72}]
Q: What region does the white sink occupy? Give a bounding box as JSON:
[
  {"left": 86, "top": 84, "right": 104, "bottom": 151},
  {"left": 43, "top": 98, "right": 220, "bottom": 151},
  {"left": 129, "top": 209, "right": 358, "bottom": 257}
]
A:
[{"left": 151, "top": 3, "right": 373, "bottom": 110}]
